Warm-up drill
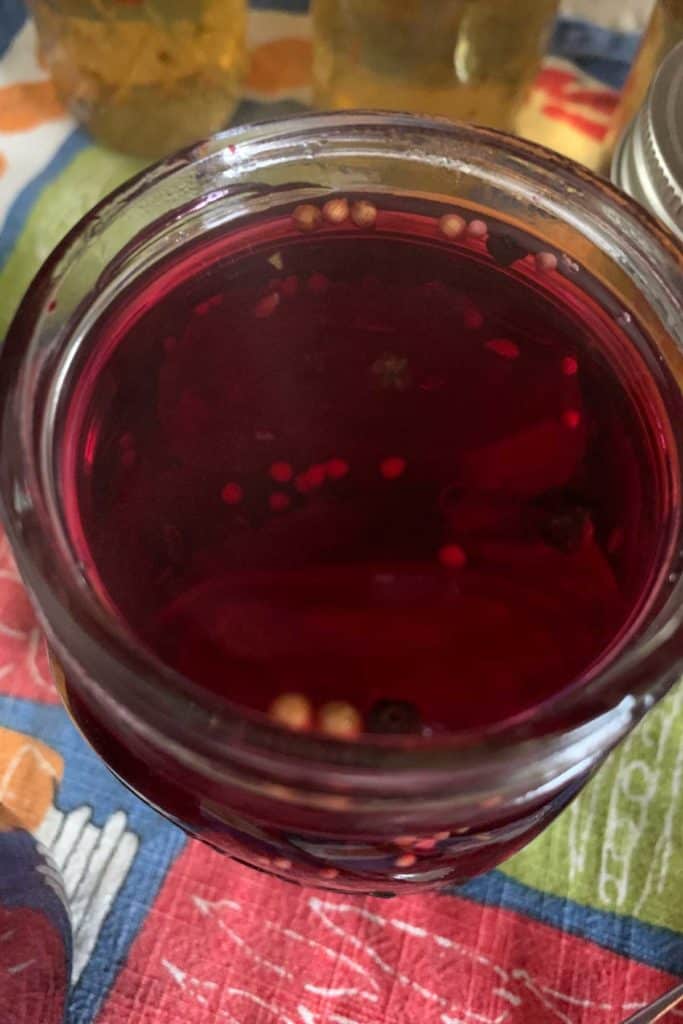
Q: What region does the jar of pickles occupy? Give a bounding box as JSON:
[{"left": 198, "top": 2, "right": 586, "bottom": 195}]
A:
[
  {"left": 32, "top": 0, "right": 247, "bottom": 159},
  {"left": 311, "top": 0, "right": 560, "bottom": 132},
  {"left": 604, "top": 0, "right": 683, "bottom": 165}
]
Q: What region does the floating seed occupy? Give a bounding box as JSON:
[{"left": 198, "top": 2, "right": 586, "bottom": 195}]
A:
[
  {"left": 439, "top": 213, "right": 466, "bottom": 239},
  {"left": 467, "top": 219, "right": 488, "bottom": 239},
  {"left": 367, "top": 699, "right": 422, "bottom": 735},
  {"left": 270, "top": 461, "right": 293, "bottom": 483},
  {"left": 380, "top": 456, "right": 407, "bottom": 480},
  {"left": 254, "top": 292, "right": 280, "bottom": 318},
  {"left": 350, "top": 200, "right": 377, "bottom": 228},
  {"left": 439, "top": 544, "right": 467, "bottom": 569},
  {"left": 268, "top": 693, "right": 312, "bottom": 730},
  {"left": 535, "top": 492, "right": 594, "bottom": 554},
  {"left": 486, "top": 234, "right": 527, "bottom": 266},
  {"left": 318, "top": 701, "right": 362, "bottom": 738},
  {"left": 414, "top": 837, "right": 438, "bottom": 851},
  {"left": 485, "top": 338, "right": 520, "bottom": 360},
  {"left": 307, "top": 464, "right": 327, "bottom": 488},
  {"left": 293, "top": 204, "right": 323, "bottom": 232},
  {"left": 323, "top": 197, "right": 350, "bottom": 224},
  {"left": 535, "top": 251, "right": 558, "bottom": 273},
  {"left": 393, "top": 835, "right": 418, "bottom": 848},
  {"left": 394, "top": 853, "right": 417, "bottom": 868},
  {"left": 542, "top": 508, "right": 593, "bottom": 553},
  {"left": 221, "top": 482, "right": 243, "bottom": 505},
  {"left": 327, "top": 457, "right": 349, "bottom": 480}
]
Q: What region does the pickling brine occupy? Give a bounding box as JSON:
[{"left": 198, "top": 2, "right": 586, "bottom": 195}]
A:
[
  {"left": 32, "top": 0, "right": 247, "bottom": 158},
  {"left": 312, "top": 0, "right": 559, "bottom": 131}
]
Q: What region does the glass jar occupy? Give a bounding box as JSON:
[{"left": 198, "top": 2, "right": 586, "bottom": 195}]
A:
[
  {"left": 603, "top": 0, "right": 683, "bottom": 170},
  {"left": 0, "top": 114, "right": 681, "bottom": 895},
  {"left": 311, "top": 0, "right": 560, "bottom": 131},
  {"left": 31, "top": 0, "right": 247, "bottom": 158}
]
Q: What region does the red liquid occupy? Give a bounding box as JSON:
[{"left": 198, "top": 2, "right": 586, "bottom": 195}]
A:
[
  {"left": 68, "top": 206, "right": 664, "bottom": 734},
  {"left": 58, "top": 202, "right": 672, "bottom": 889}
]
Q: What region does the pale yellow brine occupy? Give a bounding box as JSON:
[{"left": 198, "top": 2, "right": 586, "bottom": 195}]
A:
[
  {"left": 312, "top": 0, "right": 559, "bottom": 131},
  {"left": 32, "top": 0, "right": 247, "bottom": 158},
  {"left": 601, "top": 0, "right": 683, "bottom": 170}
]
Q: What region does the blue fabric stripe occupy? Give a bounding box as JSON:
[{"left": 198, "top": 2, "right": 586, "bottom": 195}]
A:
[
  {"left": 456, "top": 872, "right": 683, "bottom": 978},
  {"left": 0, "top": 129, "right": 89, "bottom": 272},
  {"left": 0, "top": 0, "right": 27, "bottom": 59},
  {"left": 550, "top": 17, "right": 641, "bottom": 89}
]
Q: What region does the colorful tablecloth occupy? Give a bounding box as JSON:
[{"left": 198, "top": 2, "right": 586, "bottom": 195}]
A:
[{"left": 1, "top": 3, "right": 682, "bottom": 1022}]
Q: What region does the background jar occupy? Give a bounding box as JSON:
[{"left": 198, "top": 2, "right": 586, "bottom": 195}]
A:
[
  {"left": 31, "top": 0, "right": 247, "bottom": 159},
  {"left": 603, "top": 0, "right": 683, "bottom": 167},
  {"left": 311, "top": 0, "right": 560, "bottom": 132}
]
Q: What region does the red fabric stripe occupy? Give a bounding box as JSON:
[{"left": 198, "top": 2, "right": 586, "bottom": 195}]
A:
[
  {"left": 98, "top": 842, "right": 679, "bottom": 1024},
  {"left": 0, "top": 535, "right": 58, "bottom": 704},
  {"left": 541, "top": 103, "right": 609, "bottom": 140}
]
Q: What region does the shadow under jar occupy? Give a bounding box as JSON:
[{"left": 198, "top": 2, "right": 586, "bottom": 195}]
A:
[{"left": 1, "top": 113, "right": 682, "bottom": 895}]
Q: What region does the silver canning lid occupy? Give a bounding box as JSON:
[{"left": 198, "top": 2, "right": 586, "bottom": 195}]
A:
[{"left": 612, "top": 40, "right": 683, "bottom": 242}]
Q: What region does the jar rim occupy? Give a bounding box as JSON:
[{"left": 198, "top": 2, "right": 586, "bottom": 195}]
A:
[{"left": 1, "top": 111, "right": 682, "bottom": 778}]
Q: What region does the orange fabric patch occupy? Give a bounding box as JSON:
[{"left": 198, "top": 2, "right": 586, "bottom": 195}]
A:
[
  {"left": 247, "top": 38, "right": 312, "bottom": 92},
  {"left": 0, "top": 80, "right": 64, "bottom": 132},
  {"left": 0, "top": 727, "right": 64, "bottom": 832},
  {"left": 0, "top": 151, "right": 6, "bottom": 177}
]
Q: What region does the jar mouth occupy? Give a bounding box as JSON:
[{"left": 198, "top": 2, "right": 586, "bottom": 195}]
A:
[{"left": 1, "top": 111, "right": 682, "bottom": 772}]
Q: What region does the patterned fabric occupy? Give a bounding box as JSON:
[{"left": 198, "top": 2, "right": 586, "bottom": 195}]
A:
[
  {"left": 0, "top": 815, "right": 71, "bottom": 1024},
  {"left": 1, "top": 3, "right": 682, "bottom": 1023}
]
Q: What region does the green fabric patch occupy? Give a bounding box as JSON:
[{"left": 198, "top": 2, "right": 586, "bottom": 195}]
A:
[
  {"left": 503, "top": 681, "right": 683, "bottom": 934},
  {"left": 0, "top": 145, "right": 144, "bottom": 339}
]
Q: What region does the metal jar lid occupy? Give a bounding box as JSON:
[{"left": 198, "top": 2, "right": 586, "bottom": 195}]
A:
[{"left": 612, "top": 40, "right": 683, "bottom": 242}]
